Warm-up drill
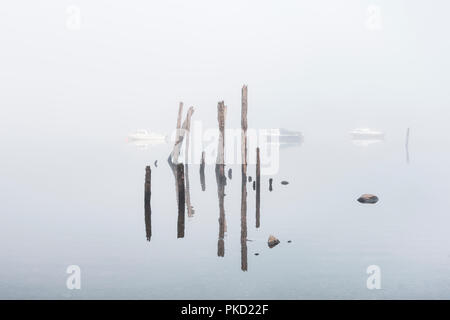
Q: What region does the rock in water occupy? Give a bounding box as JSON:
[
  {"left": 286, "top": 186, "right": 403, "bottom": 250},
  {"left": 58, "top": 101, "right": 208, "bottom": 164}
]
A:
[
  {"left": 228, "top": 168, "right": 232, "bottom": 180},
  {"left": 357, "top": 194, "right": 379, "bottom": 204},
  {"left": 281, "top": 181, "right": 289, "bottom": 185},
  {"left": 268, "top": 235, "right": 280, "bottom": 248}
]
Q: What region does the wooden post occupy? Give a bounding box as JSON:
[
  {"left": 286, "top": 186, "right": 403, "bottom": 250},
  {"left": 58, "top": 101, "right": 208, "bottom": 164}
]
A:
[
  {"left": 241, "top": 85, "right": 248, "bottom": 174},
  {"left": 256, "top": 148, "right": 261, "bottom": 228},
  {"left": 184, "top": 106, "right": 194, "bottom": 217},
  {"left": 240, "top": 85, "right": 248, "bottom": 272},
  {"left": 144, "top": 166, "right": 152, "bottom": 241},
  {"left": 200, "top": 151, "right": 206, "bottom": 191},
  {"left": 216, "top": 101, "right": 227, "bottom": 257},
  {"left": 170, "top": 106, "right": 194, "bottom": 165},
  {"left": 216, "top": 101, "right": 227, "bottom": 182},
  {"left": 176, "top": 164, "right": 185, "bottom": 238}
]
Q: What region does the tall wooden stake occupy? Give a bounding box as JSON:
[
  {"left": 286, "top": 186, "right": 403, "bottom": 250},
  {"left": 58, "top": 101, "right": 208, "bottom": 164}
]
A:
[{"left": 240, "top": 85, "right": 248, "bottom": 271}]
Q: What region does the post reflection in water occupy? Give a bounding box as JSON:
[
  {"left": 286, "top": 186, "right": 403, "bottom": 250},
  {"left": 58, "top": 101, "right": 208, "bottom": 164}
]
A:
[
  {"left": 144, "top": 166, "right": 152, "bottom": 241},
  {"left": 256, "top": 148, "right": 261, "bottom": 229},
  {"left": 216, "top": 164, "right": 226, "bottom": 257},
  {"left": 176, "top": 163, "right": 185, "bottom": 238},
  {"left": 200, "top": 151, "right": 206, "bottom": 191},
  {"left": 240, "top": 164, "right": 248, "bottom": 271}
]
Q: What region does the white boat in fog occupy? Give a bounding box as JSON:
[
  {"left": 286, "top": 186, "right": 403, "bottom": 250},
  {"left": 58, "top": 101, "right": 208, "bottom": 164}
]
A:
[
  {"left": 261, "top": 128, "right": 303, "bottom": 148},
  {"left": 128, "top": 130, "right": 167, "bottom": 141},
  {"left": 350, "top": 128, "right": 384, "bottom": 146},
  {"left": 127, "top": 130, "right": 167, "bottom": 149},
  {"left": 350, "top": 128, "right": 384, "bottom": 139}
]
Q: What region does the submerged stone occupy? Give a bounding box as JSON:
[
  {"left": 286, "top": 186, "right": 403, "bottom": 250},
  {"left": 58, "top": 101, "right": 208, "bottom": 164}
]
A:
[
  {"left": 357, "top": 194, "right": 379, "bottom": 204},
  {"left": 268, "top": 235, "right": 280, "bottom": 248},
  {"left": 281, "top": 181, "right": 289, "bottom": 185}
]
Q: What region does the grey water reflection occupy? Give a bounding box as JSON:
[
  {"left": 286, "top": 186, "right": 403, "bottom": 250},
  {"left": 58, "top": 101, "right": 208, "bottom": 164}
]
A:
[
  {"left": 240, "top": 164, "right": 248, "bottom": 272},
  {"left": 216, "top": 164, "right": 226, "bottom": 257},
  {"left": 144, "top": 166, "right": 152, "bottom": 241}
]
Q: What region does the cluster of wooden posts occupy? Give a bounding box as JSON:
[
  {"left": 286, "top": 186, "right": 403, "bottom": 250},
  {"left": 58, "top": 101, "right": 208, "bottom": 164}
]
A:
[{"left": 144, "top": 85, "right": 261, "bottom": 271}]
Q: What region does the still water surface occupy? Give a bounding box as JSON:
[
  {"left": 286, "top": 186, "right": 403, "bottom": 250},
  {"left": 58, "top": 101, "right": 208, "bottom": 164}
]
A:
[{"left": 1, "top": 104, "right": 449, "bottom": 299}]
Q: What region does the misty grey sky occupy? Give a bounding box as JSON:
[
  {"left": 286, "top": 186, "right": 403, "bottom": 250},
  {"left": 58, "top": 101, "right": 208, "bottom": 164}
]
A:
[{"left": 0, "top": 0, "right": 449, "bottom": 139}]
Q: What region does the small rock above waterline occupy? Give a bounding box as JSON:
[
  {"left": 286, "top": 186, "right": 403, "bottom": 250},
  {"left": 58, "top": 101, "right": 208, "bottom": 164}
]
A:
[
  {"left": 268, "top": 235, "right": 280, "bottom": 248},
  {"left": 281, "top": 181, "right": 289, "bottom": 185},
  {"left": 357, "top": 194, "right": 379, "bottom": 204}
]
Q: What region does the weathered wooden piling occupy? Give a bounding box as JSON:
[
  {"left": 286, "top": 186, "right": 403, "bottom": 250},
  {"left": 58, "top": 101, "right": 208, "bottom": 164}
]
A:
[
  {"left": 240, "top": 85, "right": 248, "bottom": 272},
  {"left": 200, "top": 151, "right": 206, "bottom": 191},
  {"left": 256, "top": 147, "right": 260, "bottom": 228},
  {"left": 176, "top": 163, "right": 185, "bottom": 238},
  {"left": 216, "top": 101, "right": 227, "bottom": 182},
  {"left": 170, "top": 102, "right": 184, "bottom": 163},
  {"left": 144, "top": 166, "right": 152, "bottom": 241},
  {"left": 241, "top": 85, "right": 248, "bottom": 174},
  {"left": 170, "top": 106, "right": 194, "bottom": 165},
  {"left": 216, "top": 101, "right": 227, "bottom": 257},
  {"left": 184, "top": 106, "right": 194, "bottom": 217},
  {"left": 167, "top": 104, "right": 193, "bottom": 237}
]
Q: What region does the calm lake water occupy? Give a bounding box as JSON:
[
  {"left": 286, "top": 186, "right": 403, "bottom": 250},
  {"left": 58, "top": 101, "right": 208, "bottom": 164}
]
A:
[
  {"left": 1, "top": 1, "right": 450, "bottom": 299},
  {"left": 1, "top": 104, "right": 450, "bottom": 299}
]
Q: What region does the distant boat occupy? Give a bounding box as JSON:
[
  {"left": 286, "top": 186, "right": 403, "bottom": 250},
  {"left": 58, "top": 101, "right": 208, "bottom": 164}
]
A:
[
  {"left": 350, "top": 128, "right": 384, "bottom": 139},
  {"left": 350, "top": 128, "right": 384, "bottom": 146},
  {"left": 261, "top": 128, "right": 303, "bottom": 148},
  {"left": 127, "top": 130, "right": 167, "bottom": 149},
  {"left": 128, "top": 130, "right": 167, "bottom": 142}
]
